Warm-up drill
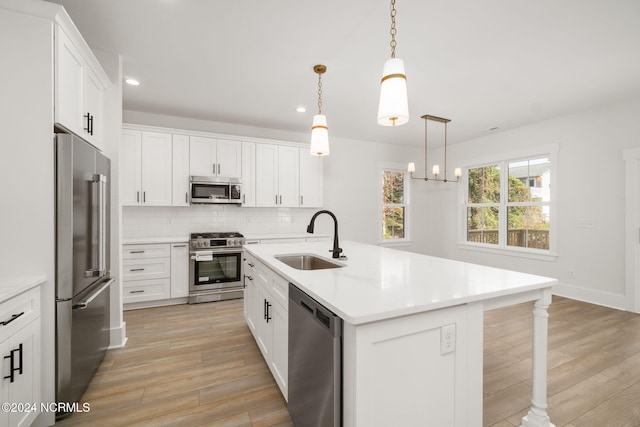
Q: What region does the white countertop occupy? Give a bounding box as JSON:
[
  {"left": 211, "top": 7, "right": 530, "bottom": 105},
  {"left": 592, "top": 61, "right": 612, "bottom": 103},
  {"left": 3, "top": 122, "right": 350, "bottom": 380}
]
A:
[
  {"left": 123, "top": 236, "right": 189, "bottom": 245},
  {"left": 245, "top": 241, "right": 557, "bottom": 325},
  {"left": 0, "top": 275, "right": 46, "bottom": 303},
  {"left": 244, "top": 232, "right": 330, "bottom": 241}
]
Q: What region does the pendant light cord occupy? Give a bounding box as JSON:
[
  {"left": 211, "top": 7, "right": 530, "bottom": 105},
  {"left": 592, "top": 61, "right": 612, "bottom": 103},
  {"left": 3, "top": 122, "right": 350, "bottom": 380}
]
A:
[
  {"left": 390, "top": 0, "right": 397, "bottom": 58},
  {"left": 317, "top": 72, "right": 323, "bottom": 115}
]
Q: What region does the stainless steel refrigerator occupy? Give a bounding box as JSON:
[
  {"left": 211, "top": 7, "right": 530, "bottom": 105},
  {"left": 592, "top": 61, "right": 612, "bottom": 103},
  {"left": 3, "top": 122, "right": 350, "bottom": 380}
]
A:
[{"left": 55, "top": 133, "right": 113, "bottom": 419}]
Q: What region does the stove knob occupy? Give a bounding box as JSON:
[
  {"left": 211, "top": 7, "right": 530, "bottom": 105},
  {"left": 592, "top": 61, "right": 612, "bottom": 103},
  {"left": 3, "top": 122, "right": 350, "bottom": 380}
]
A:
[{"left": 230, "top": 239, "right": 237, "bottom": 246}]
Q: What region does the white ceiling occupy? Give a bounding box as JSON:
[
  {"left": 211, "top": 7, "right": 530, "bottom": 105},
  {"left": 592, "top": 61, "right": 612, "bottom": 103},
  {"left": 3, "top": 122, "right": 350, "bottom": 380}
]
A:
[{"left": 47, "top": 0, "right": 640, "bottom": 147}]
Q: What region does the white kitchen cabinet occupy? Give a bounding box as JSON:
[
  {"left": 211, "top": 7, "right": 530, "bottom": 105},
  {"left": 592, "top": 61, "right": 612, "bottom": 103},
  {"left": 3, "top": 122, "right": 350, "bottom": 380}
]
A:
[
  {"left": 170, "top": 243, "right": 189, "bottom": 298},
  {"left": 123, "top": 243, "right": 171, "bottom": 304},
  {"left": 255, "top": 144, "right": 300, "bottom": 208},
  {"left": 243, "top": 253, "right": 288, "bottom": 400},
  {"left": 121, "top": 130, "right": 172, "bottom": 206},
  {"left": 54, "top": 25, "right": 109, "bottom": 151},
  {"left": 172, "top": 134, "right": 190, "bottom": 206},
  {"left": 0, "top": 287, "right": 41, "bottom": 427},
  {"left": 189, "top": 136, "right": 242, "bottom": 179},
  {"left": 299, "top": 148, "right": 323, "bottom": 207},
  {"left": 241, "top": 141, "right": 256, "bottom": 206}
]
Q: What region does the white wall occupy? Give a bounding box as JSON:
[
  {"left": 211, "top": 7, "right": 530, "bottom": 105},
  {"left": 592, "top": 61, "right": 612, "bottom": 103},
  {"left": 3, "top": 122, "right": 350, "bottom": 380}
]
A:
[
  {"left": 425, "top": 98, "right": 640, "bottom": 310},
  {"left": 0, "top": 6, "right": 56, "bottom": 427}
]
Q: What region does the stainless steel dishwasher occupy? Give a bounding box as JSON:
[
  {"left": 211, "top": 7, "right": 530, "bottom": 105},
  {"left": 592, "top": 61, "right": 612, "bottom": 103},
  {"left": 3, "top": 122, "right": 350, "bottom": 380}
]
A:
[{"left": 288, "top": 283, "right": 343, "bottom": 427}]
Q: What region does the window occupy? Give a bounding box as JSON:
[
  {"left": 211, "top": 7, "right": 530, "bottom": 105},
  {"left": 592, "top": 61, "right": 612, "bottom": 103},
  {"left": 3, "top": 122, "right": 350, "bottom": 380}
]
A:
[
  {"left": 381, "top": 167, "right": 410, "bottom": 241},
  {"left": 463, "top": 149, "right": 554, "bottom": 256}
]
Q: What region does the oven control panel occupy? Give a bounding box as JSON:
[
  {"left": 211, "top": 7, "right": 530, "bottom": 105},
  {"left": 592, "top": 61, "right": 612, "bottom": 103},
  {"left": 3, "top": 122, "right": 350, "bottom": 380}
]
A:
[{"left": 190, "top": 232, "right": 245, "bottom": 249}]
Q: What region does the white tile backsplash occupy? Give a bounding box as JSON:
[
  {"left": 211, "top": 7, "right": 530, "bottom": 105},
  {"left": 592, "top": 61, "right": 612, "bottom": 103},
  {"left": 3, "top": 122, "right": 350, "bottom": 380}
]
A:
[{"left": 122, "top": 205, "right": 320, "bottom": 238}]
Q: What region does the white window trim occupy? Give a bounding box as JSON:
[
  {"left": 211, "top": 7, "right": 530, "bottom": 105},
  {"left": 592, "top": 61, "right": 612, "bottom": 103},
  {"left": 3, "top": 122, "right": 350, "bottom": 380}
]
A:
[
  {"left": 456, "top": 144, "right": 559, "bottom": 261},
  {"left": 379, "top": 162, "right": 412, "bottom": 245}
]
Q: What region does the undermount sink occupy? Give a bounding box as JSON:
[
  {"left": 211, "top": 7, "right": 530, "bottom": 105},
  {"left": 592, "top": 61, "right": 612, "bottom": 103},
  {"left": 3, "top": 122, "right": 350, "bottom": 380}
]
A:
[{"left": 275, "top": 254, "right": 344, "bottom": 271}]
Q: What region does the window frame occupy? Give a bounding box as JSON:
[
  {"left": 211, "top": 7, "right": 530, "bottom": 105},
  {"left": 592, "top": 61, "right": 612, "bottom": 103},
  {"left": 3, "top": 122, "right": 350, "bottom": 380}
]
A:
[
  {"left": 379, "top": 162, "right": 411, "bottom": 245},
  {"left": 457, "top": 144, "right": 558, "bottom": 261}
]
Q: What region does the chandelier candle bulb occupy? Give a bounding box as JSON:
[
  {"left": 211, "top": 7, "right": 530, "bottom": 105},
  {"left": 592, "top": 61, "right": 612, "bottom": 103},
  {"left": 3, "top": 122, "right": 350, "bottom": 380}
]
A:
[
  {"left": 455, "top": 168, "right": 462, "bottom": 178},
  {"left": 408, "top": 162, "right": 416, "bottom": 173},
  {"left": 432, "top": 165, "right": 440, "bottom": 176}
]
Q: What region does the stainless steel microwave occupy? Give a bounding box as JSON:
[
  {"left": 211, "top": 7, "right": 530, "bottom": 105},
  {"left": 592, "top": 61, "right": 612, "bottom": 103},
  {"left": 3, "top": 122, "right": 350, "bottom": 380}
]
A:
[{"left": 190, "top": 176, "right": 242, "bottom": 204}]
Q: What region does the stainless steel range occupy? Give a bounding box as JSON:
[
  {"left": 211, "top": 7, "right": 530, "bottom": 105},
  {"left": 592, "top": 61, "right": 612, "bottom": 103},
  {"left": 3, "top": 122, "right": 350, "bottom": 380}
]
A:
[{"left": 189, "top": 232, "right": 245, "bottom": 304}]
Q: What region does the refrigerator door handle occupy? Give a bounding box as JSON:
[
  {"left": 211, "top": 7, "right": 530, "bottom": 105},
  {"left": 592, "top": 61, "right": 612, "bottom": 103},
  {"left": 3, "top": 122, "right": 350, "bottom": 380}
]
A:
[
  {"left": 72, "top": 278, "right": 114, "bottom": 310},
  {"left": 85, "top": 174, "right": 107, "bottom": 278}
]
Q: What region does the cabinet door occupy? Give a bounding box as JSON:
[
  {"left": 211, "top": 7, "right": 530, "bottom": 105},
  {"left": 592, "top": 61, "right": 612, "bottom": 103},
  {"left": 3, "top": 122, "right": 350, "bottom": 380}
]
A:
[
  {"left": 121, "top": 129, "right": 142, "bottom": 206},
  {"left": 255, "top": 144, "right": 279, "bottom": 207},
  {"left": 299, "top": 148, "right": 323, "bottom": 207},
  {"left": 241, "top": 141, "right": 256, "bottom": 207},
  {"left": 7, "top": 321, "right": 41, "bottom": 427},
  {"left": 189, "top": 136, "right": 216, "bottom": 176},
  {"left": 270, "top": 301, "right": 288, "bottom": 400},
  {"left": 83, "top": 66, "right": 104, "bottom": 150},
  {"left": 55, "top": 27, "right": 84, "bottom": 137},
  {"left": 170, "top": 243, "right": 189, "bottom": 298},
  {"left": 141, "top": 131, "right": 172, "bottom": 206},
  {"left": 278, "top": 146, "right": 300, "bottom": 207},
  {"left": 0, "top": 336, "right": 9, "bottom": 427},
  {"left": 172, "top": 135, "right": 190, "bottom": 206},
  {"left": 255, "top": 284, "right": 273, "bottom": 361},
  {"left": 216, "top": 139, "right": 242, "bottom": 178}
]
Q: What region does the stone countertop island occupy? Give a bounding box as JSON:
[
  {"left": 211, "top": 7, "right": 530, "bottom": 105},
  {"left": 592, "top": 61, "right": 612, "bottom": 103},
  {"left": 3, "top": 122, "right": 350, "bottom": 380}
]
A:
[{"left": 244, "top": 240, "right": 557, "bottom": 427}]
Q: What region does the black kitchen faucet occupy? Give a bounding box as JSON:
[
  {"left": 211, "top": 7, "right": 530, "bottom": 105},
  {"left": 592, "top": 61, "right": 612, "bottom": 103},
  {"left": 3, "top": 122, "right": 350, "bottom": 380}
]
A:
[{"left": 306, "top": 210, "right": 343, "bottom": 259}]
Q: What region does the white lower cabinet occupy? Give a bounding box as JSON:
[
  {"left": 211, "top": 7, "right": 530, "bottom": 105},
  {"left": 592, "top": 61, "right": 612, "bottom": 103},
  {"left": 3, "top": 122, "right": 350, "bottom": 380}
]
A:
[
  {"left": 123, "top": 242, "right": 189, "bottom": 307},
  {"left": 243, "top": 253, "right": 288, "bottom": 400},
  {"left": 0, "top": 286, "right": 41, "bottom": 427},
  {"left": 170, "top": 243, "right": 189, "bottom": 298}
]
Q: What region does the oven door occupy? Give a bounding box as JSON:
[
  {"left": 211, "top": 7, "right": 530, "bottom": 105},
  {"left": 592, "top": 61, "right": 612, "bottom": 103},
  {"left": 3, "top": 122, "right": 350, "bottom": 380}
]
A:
[{"left": 189, "top": 248, "right": 243, "bottom": 292}]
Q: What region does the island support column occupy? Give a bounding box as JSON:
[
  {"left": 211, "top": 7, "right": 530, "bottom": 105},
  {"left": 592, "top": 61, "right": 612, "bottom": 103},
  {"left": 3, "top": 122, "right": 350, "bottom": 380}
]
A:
[{"left": 521, "top": 288, "right": 555, "bottom": 427}]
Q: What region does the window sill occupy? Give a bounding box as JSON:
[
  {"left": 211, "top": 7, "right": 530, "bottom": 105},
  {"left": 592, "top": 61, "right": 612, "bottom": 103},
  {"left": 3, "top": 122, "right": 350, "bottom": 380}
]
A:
[
  {"left": 379, "top": 239, "right": 414, "bottom": 248},
  {"left": 457, "top": 242, "right": 558, "bottom": 262}
]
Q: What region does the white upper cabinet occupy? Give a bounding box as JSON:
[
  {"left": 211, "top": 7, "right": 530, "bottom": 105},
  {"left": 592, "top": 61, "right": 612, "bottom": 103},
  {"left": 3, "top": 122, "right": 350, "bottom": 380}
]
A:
[
  {"left": 299, "top": 149, "right": 323, "bottom": 208},
  {"left": 241, "top": 141, "right": 256, "bottom": 207},
  {"left": 54, "top": 25, "right": 110, "bottom": 151},
  {"left": 172, "top": 134, "right": 190, "bottom": 206},
  {"left": 189, "top": 136, "right": 241, "bottom": 179},
  {"left": 121, "top": 129, "right": 172, "bottom": 206},
  {"left": 255, "top": 144, "right": 299, "bottom": 207}
]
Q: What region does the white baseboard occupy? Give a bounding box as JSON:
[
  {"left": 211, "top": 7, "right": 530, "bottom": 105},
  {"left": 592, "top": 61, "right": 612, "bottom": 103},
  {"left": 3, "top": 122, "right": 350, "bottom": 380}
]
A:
[
  {"left": 108, "top": 321, "right": 127, "bottom": 349},
  {"left": 553, "top": 281, "right": 630, "bottom": 311}
]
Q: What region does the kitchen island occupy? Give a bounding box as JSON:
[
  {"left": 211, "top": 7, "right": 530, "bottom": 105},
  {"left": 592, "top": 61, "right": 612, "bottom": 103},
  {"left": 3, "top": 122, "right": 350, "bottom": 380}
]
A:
[{"left": 244, "top": 240, "right": 556, "bottom": 427}]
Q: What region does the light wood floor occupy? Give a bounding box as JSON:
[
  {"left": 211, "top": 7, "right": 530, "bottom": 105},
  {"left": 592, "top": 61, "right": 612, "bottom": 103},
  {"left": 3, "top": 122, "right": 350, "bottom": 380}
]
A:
[{"left": 56, "top": 296, "right": 640, "bottom": 427}]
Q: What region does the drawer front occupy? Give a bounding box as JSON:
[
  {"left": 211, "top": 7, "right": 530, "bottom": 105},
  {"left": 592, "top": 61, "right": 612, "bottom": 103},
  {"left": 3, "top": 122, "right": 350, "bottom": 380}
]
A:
[
  {"left": 270, "top": 273, "right": 289, "bottom": 307},
  {"left": 123, "top": 279, "right": 171, "bottom": 303},
  {"left": 123, "top": 258, "right": 170, "bottom": 281},
  {"left": 0, "top": 287, "right": 40, "bottom": 342},
  {"left": 123, "top": 244, "right": 171, "bottom": 260}
]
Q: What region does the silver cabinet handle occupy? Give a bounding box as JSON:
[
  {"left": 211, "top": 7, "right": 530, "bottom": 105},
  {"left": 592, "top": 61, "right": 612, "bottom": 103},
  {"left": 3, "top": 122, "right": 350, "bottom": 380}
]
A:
[
  {"left": 275, "top": 195, "right": 278, "bottom": 204},
  {"left": 143, "top": 191, "right": 146, "bottom": 203},
  {"left": 213, "top": 164, "right": 216, "bottom": 174},
  {"left": 173, "top": 244, "right": 186, "bottom": 248},
  {"left": 248, "top": 262, "right": 255, "bottom": 267},
  {"left": 218, "top": 164, "right": 221, "bottom": 174},
  {"left": 137, "top": 191, "right": 140, "bottom": 203},
  {"left": 242, "top": 194, "right": 245, "bottom": 204},
  {"left": 130, "top": 290, "right": 145, "bottom": 294},
  {"left": 185, "top": 192, "right": 188, "bottom": 203},
  {"left": 301, "top": 195, "right": 304, "bottom": 205},
  {"left": 130, "top": 268, "right": 145, "bottom": 272},
  {"left": 279, "top": 195, "right": 282, "bottom": 204},
  {"left": 130, "top": 250, "right": 145, "bottom": 254}
]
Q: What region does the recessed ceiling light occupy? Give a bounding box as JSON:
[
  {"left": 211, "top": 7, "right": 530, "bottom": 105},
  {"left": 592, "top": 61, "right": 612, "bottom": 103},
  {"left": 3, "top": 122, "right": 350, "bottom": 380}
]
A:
[
  {"left": 296, "top": 106, "right": 306, "bottom": 113},
  {"left": 125, "top": 78, "right": 140, "bottom": 86}
]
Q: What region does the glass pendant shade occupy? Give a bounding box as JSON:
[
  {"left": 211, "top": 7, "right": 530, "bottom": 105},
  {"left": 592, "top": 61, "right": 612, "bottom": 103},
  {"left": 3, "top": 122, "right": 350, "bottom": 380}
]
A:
[
  {"left": 310, "top": 114, "right": 329, "bottom": 156},
  {"left": 377, "top": 58, "right": 409, "bottom": 126}
]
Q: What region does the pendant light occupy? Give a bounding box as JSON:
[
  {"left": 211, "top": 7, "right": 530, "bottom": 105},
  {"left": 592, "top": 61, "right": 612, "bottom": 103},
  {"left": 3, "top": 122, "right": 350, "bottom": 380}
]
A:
[
  {"left": 377, "top": 0, "right": 409, "bottom": 126},
  {"left": 310, "top": 64, "right": 329, "bottom": 156},
  {"left": 408, "top": 114, "right": 461, "bottom": 183}
]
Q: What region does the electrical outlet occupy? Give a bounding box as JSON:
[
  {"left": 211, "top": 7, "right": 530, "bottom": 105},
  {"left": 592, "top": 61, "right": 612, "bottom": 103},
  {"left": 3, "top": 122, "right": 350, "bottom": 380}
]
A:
[{"left": 441, "top": 324, "right": 456, "bottom": 355}]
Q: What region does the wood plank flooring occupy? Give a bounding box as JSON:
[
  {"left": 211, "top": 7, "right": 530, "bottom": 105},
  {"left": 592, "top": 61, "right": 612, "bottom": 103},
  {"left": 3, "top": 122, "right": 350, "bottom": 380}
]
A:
[{"left": 56, "top": 296, "right": 640, "bottom": 426}]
